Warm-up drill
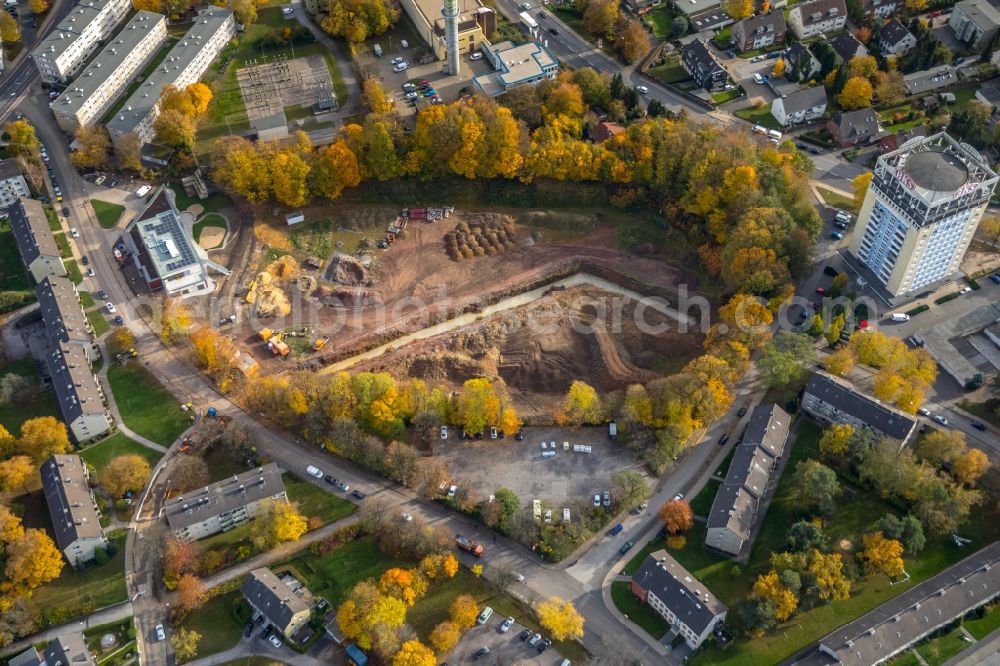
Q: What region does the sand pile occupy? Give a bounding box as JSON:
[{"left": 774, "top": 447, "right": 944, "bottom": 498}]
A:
[{"left": 324, "top": 253, "right": 372, "bottom": 287}]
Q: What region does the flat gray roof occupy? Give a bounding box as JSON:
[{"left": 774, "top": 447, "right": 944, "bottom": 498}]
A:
[
  {"left": 8, "top": 197, "right": 59, "bottom": 265},
  {"left": 0, "top": 157, "right": 23, "bottom": 182},
  {"left": 164, "top": 463, "right": 286, "bottom": 530},
  {"left": 33, "top": 0, "right": 108, "bottom": 63},
  {"left": 106, "top": 7, "right": 232, "bottom": 135},
  {"left": 52, "top": 12, "right": 166, "bottom": 119},
  {"left": 675, "top": 0, "right": 722, "bottom": 17}
]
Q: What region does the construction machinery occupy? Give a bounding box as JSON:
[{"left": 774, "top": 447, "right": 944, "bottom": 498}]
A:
[
  {"left": 268, "top": 333, "right": 290, "bottom": 356},
  {"left": 313, "top": 336, "right": 330, "bottom": 351},
  {"left": 259, "top": 327, "right": 274, "bottom": 341}
]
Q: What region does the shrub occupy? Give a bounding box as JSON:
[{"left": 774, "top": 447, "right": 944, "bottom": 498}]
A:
[
  {"left": 666, "top": 535, "right": 686, "bottom": 549},
  {"left": 905, "top": 304, "right": 929, "bottom": 316}
]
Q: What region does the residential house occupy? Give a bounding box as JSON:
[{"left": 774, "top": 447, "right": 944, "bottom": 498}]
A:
[
  {"left": 801, "top": 372, "right": 918, "bottom": 445},
  {"left": 862, "top": 0, "right": 902, "bottom": 20},
  {"left": 788, "top": 0, "right": 847, "bottom": 39},
  {"left": 43, "top": 634, "right": 95, "bottom": 666},
  {"left": 682, "top": 40, "right": 728, "bottom": 92},
  {"left": 975, "top": 78, "right": 1000, "bottom": 111},
  {"left": 673, "top": 0, "right": 732, "bottom": 32},
  {"left": 705, "top": 404, "right": 790, "bottom": 556},
  {"left": 903, "top": 65, "right": 957, "bottom": 96},
  {"left": 949, "top": 0, "right": 1000, "bottom": 49},
  {"left": 7, "top": 197, "right": 66, "bottom": 283},
  {"left": 37, "top": 275, "right": 94, "bottom": 362},
  {"left": 877, "top": 18, "right": 916, "bottom": 56},
  {"left": 46, "top": 343, "right": 110, "bottom": 442},
  {"left": 623, "top": 0, "right": 659, "bottom": 15},
  {"left": 829, "top": 32, "right": 868, "bottom": 62},
  {"left": 589, "top": 121, "right": 626, "bottom": 143},
  {"left": 242, "top": 568, "right": 312, "bottom": 640},
  {"left": 0, "top": 159, "right": 29, "bottom": 208},
  {"left": 41, "top": 454, "right": 109, "bottom": 567},
  {"left": 827, "top": 107, "right": 882, "bottom": 147},
  {"left": 731, "top": 10, "right": 786, "bottom": 53},
  {"left": 879, "top": 124, "right": 927, "bottom": 152},
  {"left": 164, "top": 463, "right": 287, "bottom": 540},
  {"left": 793, "top": 540, "right": 1000, "bottom": 666},
  {"left": 631, "top": 550, "right": 728, "bottom": 649},
  {"left": 771, "top": 85, "right": 828, "bottom": 126},
  {"left": 7, "top": 648, "right": 41, "bottom": 666},
  {"left": 782, "top": 42, "right": 820, "bottom": 81}
]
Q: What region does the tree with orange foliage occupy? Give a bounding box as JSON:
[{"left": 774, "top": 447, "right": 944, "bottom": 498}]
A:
[
  {"left": 620, "top": 19, "right": 651, "bottom": 63},
  {"left": 953, "top": 449, "right": 989, "bottom": 486},
  {"left": 858, "top": 532, "right": 905, "bottom": 578},
  {"left": 429, "top": 621, "right": 460, "bottom": 653},
  {"left": 5, "top": 528, "right": 64, "bottom": 589},
  {"left": 175, "top": 573, "right": 206, "bottom": 613},
  {"left": 659, "top": 500, "right": 694, "bottom": 534}
]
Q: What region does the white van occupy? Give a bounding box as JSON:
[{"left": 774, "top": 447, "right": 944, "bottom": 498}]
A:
[
  {"left": 891, "top": 313, "right": 910, "bottom": 322},
  {"left": 767, "top": 129, "right": 783, "bottom": 141},
  {"left": 135, "top": 185, "right": 152, "bottom": 197},
  {"left": 751, "top": 124, "right": 767, "bottom": 134},
  {"left": 835, "top": 210, "right": 852, "bottom": 223}
]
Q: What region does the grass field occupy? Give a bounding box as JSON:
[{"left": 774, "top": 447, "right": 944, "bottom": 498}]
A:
[
  {"left": 735, "top": 105, "right": 782, "bottom": 130},
  {"left": 690, "top": 478, "right": 721, "bottom": 517},
  {"left": 178, "top": 589, "right": 251, "bottom": 656},
  {"left": 816, "top": 186, "right": 858, "bottom": 213},
  {"left": 65, "top": 259, "right": 83, "bottom": 284},
  {"left": 0, "top": 357, "right": 58, "bottom": 433},
  {"left": 958, "top": 400, "right": 1000, "bottom": 430},
  {"left": 80, "top": 432, "right": 163, "bottom": 470},
  {"left": 91, "top": 199, "right": 125, "bottom": 229},
  {"left": 284, "top": 473, "right": 356, "bottom": 524},
  {"left": 712, "top": 88, "right": 743, "bottom": 104},
  {"left": 170, "top": 186, "right": 233, "bottom": 214},
  {"left": 193, "top": 213, "right": 228, "bottom": 248},
  {"left": 610, "top": 581, "right": 669, "bottom": 640},
  {"left": 54, "top": 231, "right": 73, "bottom": 258},
  {"left": 281, "top": 536, "right": 404, "bottom": 608},
  {"left": 79, "top": 290, "right": 96, "bottom": 308},
  {"left": 45, "top": 206, "right": 61, "bottom": 231},
  {"left": 917, "top": 625, "right": 972, "bottom": 666},
  {"left": 0, "top": 220, "right": 34, "bottom": 313},
  {"left": 86, "top": 309, "right": 110, "bottom": 337},
  {"left": 106, "top": 363, "right": 190, "bottom": 446},
  {"left": 965, "top": 604, "right": 1000, "bottom": 639},
  {"left": 31, "top": 530, "right": 127, "bottom": 618}
]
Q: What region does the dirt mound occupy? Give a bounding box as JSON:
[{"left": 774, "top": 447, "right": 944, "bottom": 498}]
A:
[
  {"left": 267, "top": 255, "right": 299, "bottom": 279},
  {"left": 444, "top": 214, "right": 517, "bottom": 262},
  {"left": 324, "top": 253, "right": 372, "bottom": 287},
  {"left": 406, "top": 353, "right": 487, "bottom": 382},
  {"left": 314, "top": 285, "right": 381, "bottom": 307}
]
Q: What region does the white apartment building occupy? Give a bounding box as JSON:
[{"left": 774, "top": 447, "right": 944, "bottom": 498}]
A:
[
  {"left": 107, "top": 7, "right": 235, "bottom": 147},
  {"left": 41, "top": 454, "right": 109, "bottom": 566},
  {"left": 31, "top": 0, "right": 131, "bottom": 83},
  {"left": 7, "top": 197, "right": 66, "bottom": 284},
  {"left": 0, "top": 159, "right": 29, "bottom": 208},
  {"left": 51, "top": 12, "right": 168, "bottom": 132},
  {"left": 788, "top": 0, "right": 847, "bottom": 39},
  {"left": 848, "top": 132, "right": 998, "bottom": 298}
]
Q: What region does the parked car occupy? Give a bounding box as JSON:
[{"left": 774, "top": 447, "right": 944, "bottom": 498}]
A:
[
  {"left": 593, "top": 494, "right": 601, "bottom": 507},
  {"left": 105, "top": 302, "right": 116, "bottom": 313},
  {"left": 155, "top": 624, "right": 166, "bottom": 641},
  {"left": 470, "top": 51, "right": 483, "bottom": 60},
  {"left": 473, "top": 648, "right": 491, "bottom": 660},
  {"left": 61, "top": 206, "right": 69, "bottom": 216},
  {"left": 70, "top": 227, "right": 80, "bottom": 238},
  {"left": 352, "top": 489, "right": 366, "bottom": 500},
  {"left": 306, "top": 465, "right": 323, "bottom": 479},
  {"left": 538, "top": 639, "right": 552, "bottom": 653},
  {"left": 636, "top": 85, "right": 649, "bottom": 95},
  {"left": 440, "top": 425, "right": 448, "bottom": 439},
  {"left": 244, "top": 623, "right": 254, "bottom": 638},
  {"left": 476, "top": 607, "right": 493, "bottom": 625},
  {"left": 610, "top": 523, "right": 624, "bottom": 536},
  {"left": 268, "top": 635, "right": 282, "bottom": 648},
  {"left": 81, "top": 255, "right": 89, "bottom": 265},
  {"left": 815, "top": 287, "right": 825, "bottom": 295},
  {"left": 737, "top": 406, "right": 747, "bottom": 417},
  {"left": 958, "top": 286, "right": 972, "bottom": 295},
  {"left": 500, "top": 616, "right": 515, "bottom": 633},
  {"left": 447, "top": 484, "right": 457, "bottom": 498},
  {"left": 324, "top": 474, "right": 337, "bottom": 485},
  {"left": 391, "top": 56, "right": 404, "bottom": 64},
  {"left": 932, "top": 414, "right": 949, "bottom": 426},
  {"left": 602, "top": 491, "right": 611, "bottom": 507},
  {"left": 831, "top": 231, "right": 844, "bottom": 240},
  {"left": 548, "top": 27, "right": 558, "bottom": 34},
  {"left": 673, "top": 493, "right": 684, "bottom": 501},
  {"left": 971, "top": 420, "right": 987, "bottom": 431},
  {"left": 753, "top": 73, "right": 765, "bottom": 84},
  {"left": 95, "top": 175, "right": 106, "bottom": 185},
  {"left": 990, "top": 273, "right": 1000, "bottom": 284},
  {"left": 718, "top": 433, "right": 730, "bottom": 446},
  {"left": 336, "top": 481, "right": 350, "bottom": 492},
  {"left": 114, "top": 315, "right": 124, "bottom": 326},
  {"left": 620, "top": 540, "right": 634, "bottom": 554},
  {"left": 519, "top": 629, "right": 532, "bottom": 641},
  {"left": 393, "top": 62, "right": 408, "bottom": 72},
  {"left": 95, "top": 290, "right": 107, "bottom": 300}
]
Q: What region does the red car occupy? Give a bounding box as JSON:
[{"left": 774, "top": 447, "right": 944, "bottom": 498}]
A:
[
  {"left": 419, "top": 79, "right": 430, "bottom": 87},
  {"left": 815, "top": 287, "right": 826, "bottom": 295}
]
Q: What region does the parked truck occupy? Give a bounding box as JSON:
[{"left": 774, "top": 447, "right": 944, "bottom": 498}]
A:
[{"left": 455, "top": 535, "right": 484, "bottom": 557}]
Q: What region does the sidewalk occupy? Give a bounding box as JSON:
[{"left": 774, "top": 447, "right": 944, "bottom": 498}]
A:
[
  {"left": 0, "top": 602, "right": 132, "bottom": 656},
  {"left": 185, "top": 642, "right": 327, "bottom": 666}
]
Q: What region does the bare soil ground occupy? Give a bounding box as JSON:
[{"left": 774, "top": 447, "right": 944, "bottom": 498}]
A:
[{"left": 238, "top": 207, "right": 700, "bottom": 386}]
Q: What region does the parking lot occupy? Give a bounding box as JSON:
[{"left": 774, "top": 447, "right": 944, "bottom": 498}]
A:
[
  {"left": 434, "top": 426, "right": 650, "bottom": 511},
  {"left": 446, "top": 615, "right": 568, "bottom": 666}
]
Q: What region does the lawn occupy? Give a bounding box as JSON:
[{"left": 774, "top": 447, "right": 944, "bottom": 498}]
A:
[
  {"left": 170, "top": 185, "right": 233, "bottom": 214},
  {"left": 280, "top": 536, "right": 405, "bottom": 608},
  {"left": 45, "top": 206, "right": 61, "bottom": 231},
  {"left": 610, "top": 581, "right": 669, "bottom": 640},
  {"left": 964, "top": 603, "right": 1000, "bottom": 639},
  {"left": 917, "top": 625, "right": 973, "bottom": 666},
  {"left": 642, "top": 5, "right": 673, "bottom": 40},
  {"left": 30, "top": 530, "right": 127, "bottom": 622},
  {"left": 816, "top": 186, "right": 857, "bottom": 213},
  {"left": 91, "top": 199, "right": 126, "bottom": 229},
  {"left": 106, "top": 363, "right": 191, "bottom": 446},
  {"left": 689, "top": 420, "right": 1000, "bottom": 665},
  {"left": 79, "top": 290, "right": 96, "bottom": 308},
  {"left": 647, "top": 61, "right": 690, "bottom": 85},
  {"left": 690, "top": 478, "right": 721, "bottom": 517},
  {"left": 711, "top": 88, "right": 743, "bottom": 104},
  {"left": 283, "top": 473, "right": 357, "bottom": 524},
  {"left": 0, "top": 357, "right": 59, "bottom": 433},
  {"left": 54, "top": 231, "right": 73, "bottom": 258},
  {"left": 193, "top": 213, "right": 228, "bottom": 249},
  {"left": 64, "top": 259, "right": 83, "bottom": 285},
  {"left": 734, "top": 105, "right": 782, "bottom": 130},
  {"left": 178, "top": 589, "right": 251, "bottom": 656},
  {"left": 86, "top": 309, "right": 110, "bottom": 337},
  {"left": 0, "top": 220, "right": 33, "bottom": 313},
  {"left": 80, "top": 431, "right": 163, "bottom": 470}
]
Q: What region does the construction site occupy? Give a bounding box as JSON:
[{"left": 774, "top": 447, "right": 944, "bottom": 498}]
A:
[{"left": 234, "top": 205, "right": 702, "bottom": 416}]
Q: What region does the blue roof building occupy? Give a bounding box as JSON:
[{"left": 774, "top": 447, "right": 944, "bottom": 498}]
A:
[
  {"left": 345, "top": 643, "right": 368, "bottom": 666},
  {"left": 473, "top": 39, "right": 558, "bottom": 97}
]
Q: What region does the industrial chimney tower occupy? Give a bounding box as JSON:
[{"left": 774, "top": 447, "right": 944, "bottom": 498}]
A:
[{"left": 442, "top": 0, "right": 460, "bottom": 75}]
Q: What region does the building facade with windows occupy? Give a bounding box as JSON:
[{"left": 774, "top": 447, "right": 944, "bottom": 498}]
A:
[
  {"left": 731, "top": 10, "right": 786, "bottom": 52},
  {"left": 30, "top": 0, "right": 131, "bottom": 83},
  {"left": 7, "top": 197, "right": 66, "bottom": 283},
  {"left": 0, "top": 159, "right": 29, "bottom": 208},
  {"left": 771, "top": 85, "right": 827, "bottom": 126},
  {"left": 242, "top": 568, "right": 312, "bottom": 640},
  {"left": 41, "top": 454, "right": 109, "bottom": 566},
  {"left": 788, "top": 0, "right": 847, "bottom": 39},
  {"left": 164, "top": 464, "right": 287, "bottom": 540},
  {"left": 631, "top": 550, "right": 727, "bottom": 649},
  {"left": 847, "top": 132, "right": 997, "bottom": 298},
  {"left": 949, "top": 0, "right": 1000, "bottom": 49},
  {"left": 473, "top": 40, "right": 558, "bottom": 96},
  {"left": 802, "top": 372, "right": 918, "bottom": 445},
  {"left": 681, "top": 40, "right": 728, "bottom": 92},
  {"left": 51, "top": 12, "right": 168, "bottom": 132},
  {"left": 106, "top": 7, "right": 234, "bottom": 146}
]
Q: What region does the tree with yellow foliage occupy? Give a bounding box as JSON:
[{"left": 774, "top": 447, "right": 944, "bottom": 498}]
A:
[
  {"left": 852, "top": 172, "right": 873, "bottom": 210},
  {"left": 429, "top": 621, "right": 460, "bottom": 653},
  {"left": 17, "top": 417, "right": 71, "bottom": 464},
  {"left": 363, "top": 78, "right": 393, "bottom": 114},
  {"left": 536, "top": 597, "right": 584, "bottom": 641},
  {"left": 723, "top": 0, "right": 753, "bottom": 18},
  {"left": 71, "top": 126, "right": 111, "bottom": 169},
  {"left": 4, "top": 120, "right": 39, "bottom": 157},
  {"left": 710, "top": 293, "right": 773, "bottom": 350},
  {"left": 27, "top": 0, "right": 48, "bottom": 13},
  {"left": 753, "top": 571, "right": 798, "bottom": 621},
  {"left": 0, "top": 504, "right": 25, "bottom": 547},
  {"left": 558, "top": 380, "right": 602, "bottom": 425},
  {"left": 449, "top": 594, "right": 479, "bottom": 629},
  {"left": 499, "top": 407, "right": 522, "bottom": 437},
  {"left": 819, "top": 424, "right": 854, "bottom": 457},
  {"left": 848, "top": 55, "right": 878, "bottom": 80},
  {"left": 542, "top": 81, "right": 586, "bottom": 122},
  {"left": 772, "top": 58, "right": 786, "bottom": 77},
  {"left": 171, "top": 628, "right": 201, "bottom": 664},
  {"left": 0, "top": 456, "right": 33, "bottom": 494},
  {"left": 807, "top": 550, "right": 851, "bottom": 601},
  {"left": 953, "top": 449, "right": 989, "bottom": 486},
  {"left": 100, "top": 454, "right": 152, "bottom": 498},
  {"left": 5, "top": 528, "right": 64, "bottom": 589},
  {"left": 312, "top": 140, "right": 361, "bottom": 200},
  {"left": 158, "top": 298, "right": 192, "bottom": 345},
  {"left": 0, "top": 11, "right": 20, "bottom": 42},
  {"left": 251, "top": 499, "right": 308, "bottom": 550},
  {"left": 859, "top": 532, "right": 905, "bottom": 578},
  {"left": 620, "top": 18, "right": 651, "bottom": 63},
  {"left": 393, "top": 640, "right": 436, "bottom": 666},
  {"left": 823, "top": 346, "right": 857, "bottom": 377},
  {"left": 133, "top": 0, "right": 164, "bottom": 10},
  {"left": 153, "top": 109, "right": 197, "bottom": 151},
  {"left": 455, "top": 378, "right": 502, "bottom": 434},
  {"left": 837, "top": 76, "right": 874, "bottom": 110},
  {"left": 419, "top": 553, "right": 459, "bottom": 581}
]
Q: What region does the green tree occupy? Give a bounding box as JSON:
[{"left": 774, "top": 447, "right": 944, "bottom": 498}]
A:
[
  {"left": 875, "top": 513, "right": 926, "bottom": 554},
  {"left": 791, "top": 459, "right": 840, "bottom": 517},
  {"left": 784, "top": 520, "right": 829, "bottom": 553},
  {"left": 492, "top": 488, "right": 520, "bottom": 533},
  {"left": 758, "top": 332, "right": 817, "bottom": 387},
  {"left": 611, "top": 470, "right": 650, "bottom": 508}
]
